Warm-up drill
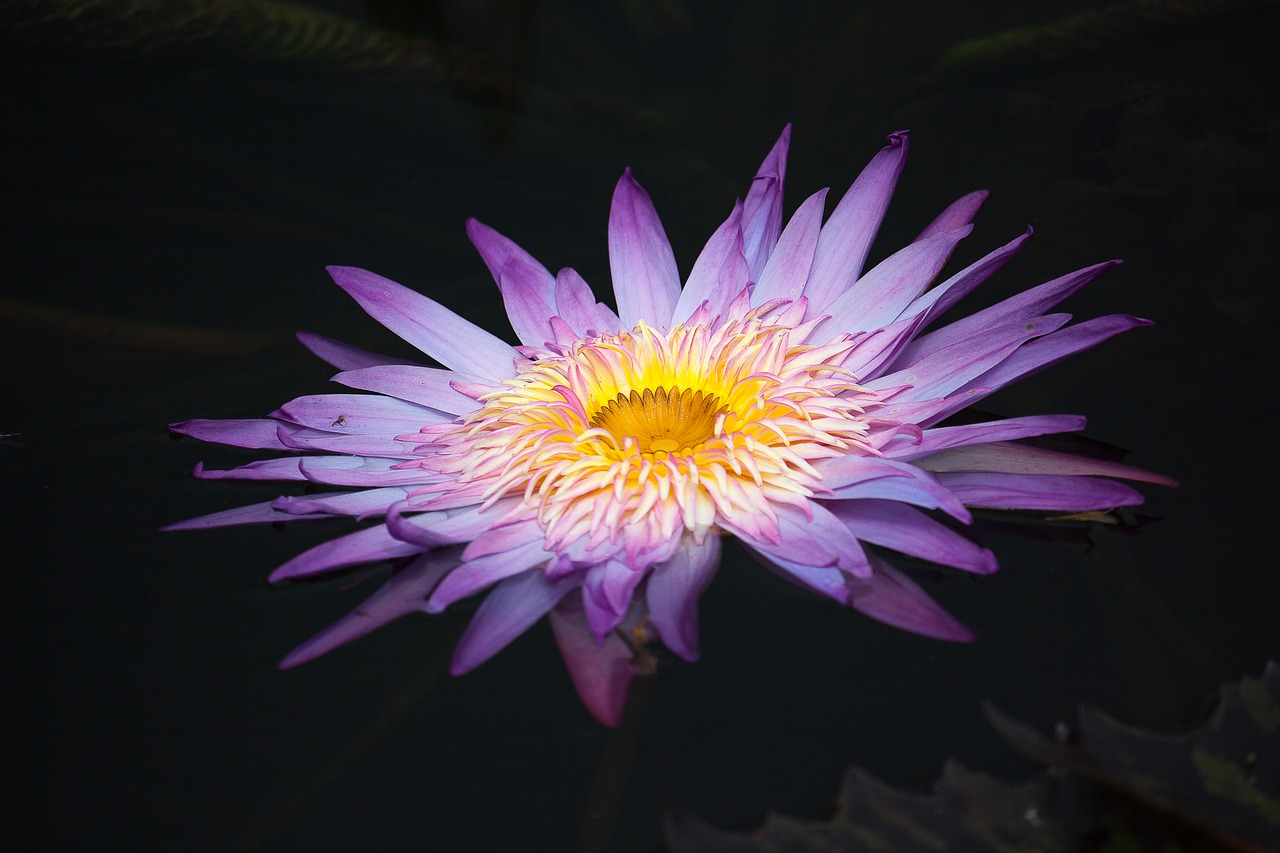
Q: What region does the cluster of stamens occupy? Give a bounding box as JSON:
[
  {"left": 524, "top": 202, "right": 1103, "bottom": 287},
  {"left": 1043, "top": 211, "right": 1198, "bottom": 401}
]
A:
[
  {"left": 411, "top": 308, "right": 883, "bottom": 564},
  {"left": 589, "top": 387, "right": 726, "bottom": 455}
]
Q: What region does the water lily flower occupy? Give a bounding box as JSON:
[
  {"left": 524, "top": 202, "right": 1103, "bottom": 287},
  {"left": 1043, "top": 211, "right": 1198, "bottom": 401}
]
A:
[{"left": 168, "top": 127, "right": 1173, "bottom": 725}]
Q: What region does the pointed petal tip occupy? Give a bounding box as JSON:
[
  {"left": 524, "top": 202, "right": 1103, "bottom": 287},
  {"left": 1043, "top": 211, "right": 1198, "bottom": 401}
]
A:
[
  {"left": 277, "top": 646, "right": 312, "bottom": 671},
  {"left": 446, "top": 656, "right": 470, "bottom": 677}
]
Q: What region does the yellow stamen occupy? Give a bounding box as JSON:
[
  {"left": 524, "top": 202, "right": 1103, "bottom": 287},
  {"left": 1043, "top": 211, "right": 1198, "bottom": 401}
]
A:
[{"left": 590, "top": 386, "right": 725, "bottom": 455}]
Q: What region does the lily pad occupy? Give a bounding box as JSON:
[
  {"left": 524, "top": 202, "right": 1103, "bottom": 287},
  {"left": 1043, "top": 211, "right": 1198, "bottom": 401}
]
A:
[{"left": 666, "top": 663, "right": 1279, "bottom": 852}]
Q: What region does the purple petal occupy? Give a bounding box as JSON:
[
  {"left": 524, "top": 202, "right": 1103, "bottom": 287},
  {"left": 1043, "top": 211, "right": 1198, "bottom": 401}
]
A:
[
  {"left": 918, "top": 441, "right": 1178, "bottom": 487},
  {"left": 935, "top": 471, "right": 1144, "bottom": 511},
  {"left": 465, "top": 218, "right": 559, "bottom": 347},
  {"left": 740, "top": 124, "right": 791, "bottom": 279},
  {"left": 672, "top": 201, "right": 743, "bottom": 324},
  {"left": 450, "top": 569, "right": 580, "bottom": 675},
  {"left": 817, "top": 456, "right": 970, "bottom": 522},
  {"left": 813, "top": 225, "right": 972, "bottom": 339},
  {"left": 269, "top": 525, "right": 424, "bottom": 582},
  {"left": 608, "top": 169, "right": 681, "bottom": 330},
  {"left": 466, "top": 218, "right": 552, "bottom": 284},
  {"left": 497, "top": 260, "right": 558, "bottom": 348},
  {"left": 900, "top": 259, "right": 1120, "bottom": 366},
  {"left": 460, "top": 518, "right": 545, "bottom": 560},
  {"left": 958, "top": 314, "right": 1151, "bottom": 398},
  {"left": 915, "top": 190, "right": 988, "bottom": 241},
  {"left": 868, "top": 314, "right": 1071, "bottom": 401},
  {"left": 194, "top": 457, "right": 305, "bottom": 482},
  {"left": 714, "top": 231, "right": 751, "bottom": 316},
  {"left": 752, "top": 188, "right": 828, "bottom": 305},
  {"left": 894, "top": 229, "right": 1033, "bottom": 349},
  {"left": 827, "top": 499, "right": 997, "bottom": 574},
  {"left": 847, "top": 554, "right": 975, "bottom": 642},
  {"left": 555, "top": 268, "right": 623, "bottom": 337},
  {"left": 327, "top": 266, "right": 522, "bottom": 380},
  {"left": 386, "top": 500, "right": 515, "bottom": 547},
  {"left": 747, "top": 548, "right": 851, "bottom": 604},
  {"left": 883, "top": 414, "right": 1087, "bottom": 462},
  {"left": 327, "top": 361, "right": 486, "bottom": 412},
  {"left": 804, "top": 131, "right": 909, "bottom": 316},
  {"left": 272, "top": 487, "right": 411, "bottom": 518},
  {"left": 279, "top": 549, "right": 461, "bottom": 668},
  {"left": 273, "top": 393, "right": 439, "bottom": 435},
  {"left": 274, "top": 424, "right": 417, "bottom": 458},
  {"left": 170, "top": 418, "right": 290, "bottom": 450},
  {"left": 645, "top": 535, "right": 720, "bottom": 661},
  {"left": 162, "top": 500, "right": 297, "bottom": 531},
  {"left": 332, "top": 365, "right": 486, "bottom": 415},
  {"left": 724, "top": 500, "right": 870, "bottom": 578},
  {"left": 295, "top": 330, "right": 418, "bottom": 371},
  {"left": 425, "top": 539, "right": 552, "bottom": 612},
  {"left": 549, "top": 595, "right": 639, "bottom": 727},
  {"left": 297, "top": 456, "right": 441, "bottom": 487},
  {"left": 581, "top": 560, "right": 646, "bottom": 641},
  {"left": 164, "top": 488, "right": 410, "bottom": 531},
  {"left": 838, "top": 310, "right": 931, "bottom": 381},
  {"left": 872, "top": 390, "right": 991, "bottom": 428}
]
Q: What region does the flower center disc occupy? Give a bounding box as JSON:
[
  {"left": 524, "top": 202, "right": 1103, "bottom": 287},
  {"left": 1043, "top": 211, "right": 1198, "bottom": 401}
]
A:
[{"left": 589, "top": 386, "right": 724, "bottom": 454}]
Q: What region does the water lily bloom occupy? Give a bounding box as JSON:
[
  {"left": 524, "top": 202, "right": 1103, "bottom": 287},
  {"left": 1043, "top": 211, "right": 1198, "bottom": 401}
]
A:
[{"left": 169, "top": 127, "right": 1173, "bottom": 725}]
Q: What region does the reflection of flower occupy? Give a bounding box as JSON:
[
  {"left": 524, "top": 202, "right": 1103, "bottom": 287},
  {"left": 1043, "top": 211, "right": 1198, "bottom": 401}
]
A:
[{"left": 169, "top": 127, "right": 1173, "bottom": 725}]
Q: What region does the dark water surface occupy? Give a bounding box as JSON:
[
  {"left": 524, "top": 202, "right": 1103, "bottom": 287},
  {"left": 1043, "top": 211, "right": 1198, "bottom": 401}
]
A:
[{"left": 3, "top": 1, "right": 1277, "bottom": 850}]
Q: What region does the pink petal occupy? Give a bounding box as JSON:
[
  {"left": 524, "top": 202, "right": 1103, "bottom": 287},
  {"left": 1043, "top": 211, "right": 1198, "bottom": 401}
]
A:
[{"left": 549, "top": 595, "right": 640, "bottom": 727}]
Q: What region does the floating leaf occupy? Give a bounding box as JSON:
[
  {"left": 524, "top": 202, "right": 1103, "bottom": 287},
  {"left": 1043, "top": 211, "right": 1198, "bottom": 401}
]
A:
[
  {"left": 667, "top": 663, "right": 1280, "bottom": 851},
  {"left": 988, "top": 661, "right": 1280, "bottom": 851},
  {"left": 667, "top": 761, "right": 1071, "bottom": 852}
]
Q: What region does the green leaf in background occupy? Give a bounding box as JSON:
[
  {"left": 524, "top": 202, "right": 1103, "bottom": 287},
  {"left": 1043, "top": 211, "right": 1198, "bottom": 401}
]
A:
[{"left": 667, "top": 663, "right": 1279, "bottom": 852}]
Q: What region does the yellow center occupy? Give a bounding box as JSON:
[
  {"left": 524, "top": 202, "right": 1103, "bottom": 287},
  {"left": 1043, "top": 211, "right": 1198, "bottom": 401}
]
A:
[{"left": 589, "top": 386, "right": 725, "bottom": 455}]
